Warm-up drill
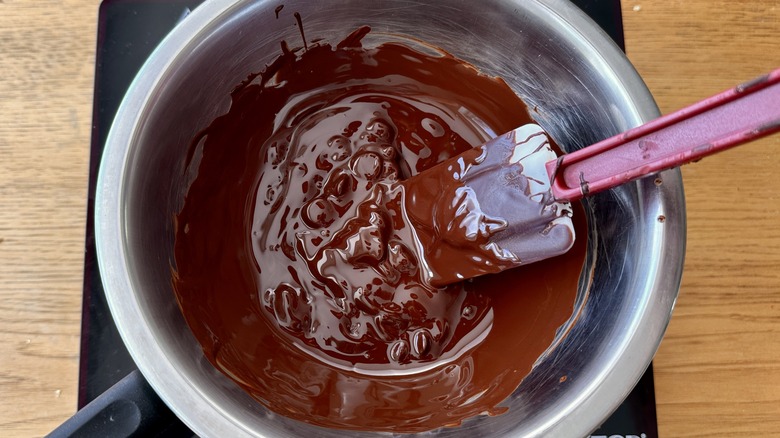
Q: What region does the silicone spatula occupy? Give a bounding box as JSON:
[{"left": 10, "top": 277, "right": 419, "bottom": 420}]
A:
[{"left": 405, "top": 68, "right": 780, "bottom": 286}]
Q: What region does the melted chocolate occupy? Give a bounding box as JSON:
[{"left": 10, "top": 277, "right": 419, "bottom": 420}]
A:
[{"left": 172, "top": 27, "right": 587, "bottom": 432}]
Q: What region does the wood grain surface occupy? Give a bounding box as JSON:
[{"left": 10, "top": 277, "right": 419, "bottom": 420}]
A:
[
  {"left": 1, "top": 1, "right": 778, "bottom": 437},
  {"left": 622, "top": 1, "right": 780, "bottom": 436}
]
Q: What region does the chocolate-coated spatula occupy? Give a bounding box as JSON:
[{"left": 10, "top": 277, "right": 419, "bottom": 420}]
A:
[{"left": 404, "top": 68, "right": 780, "bottom": 286}]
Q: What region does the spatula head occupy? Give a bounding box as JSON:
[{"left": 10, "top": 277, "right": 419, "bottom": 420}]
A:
[
  {"left": 473, "top": 124, "right": 576, "bottom": 264},
  {"left": 402, "top": 124, "right": 575, "bottom": 286}
]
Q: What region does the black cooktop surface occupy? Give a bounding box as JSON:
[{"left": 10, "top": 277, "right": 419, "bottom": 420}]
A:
[{"left": 79, "top": 1, "right": 657, "bottom": 436}]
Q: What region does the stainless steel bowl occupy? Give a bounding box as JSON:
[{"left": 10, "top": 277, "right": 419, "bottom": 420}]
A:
[{"left": 96, "top": 0, "right": 685, "bottom": 436}]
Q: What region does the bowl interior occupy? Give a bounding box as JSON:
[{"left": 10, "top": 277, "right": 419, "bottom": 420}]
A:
[{"left": 99, "top": 0, "right": 685, "bottom": 436}]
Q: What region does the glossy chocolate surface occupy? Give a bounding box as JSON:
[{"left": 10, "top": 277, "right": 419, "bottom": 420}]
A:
[{"left": 172, "top": 27, "right": 587, "bottom": 432}]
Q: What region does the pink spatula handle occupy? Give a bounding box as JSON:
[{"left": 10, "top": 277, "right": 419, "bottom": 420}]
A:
[{"left": 547, "top": 68, "right": 780, "bottom": 202}]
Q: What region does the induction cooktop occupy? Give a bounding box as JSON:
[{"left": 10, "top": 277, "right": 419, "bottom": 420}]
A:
[{"left": 75, "top": 1, "right": 658, "bottom": 437}]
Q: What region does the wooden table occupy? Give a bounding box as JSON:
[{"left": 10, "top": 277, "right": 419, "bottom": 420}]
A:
[{"left": 1, "top": 1, "right": 778, "bottom": 436}]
